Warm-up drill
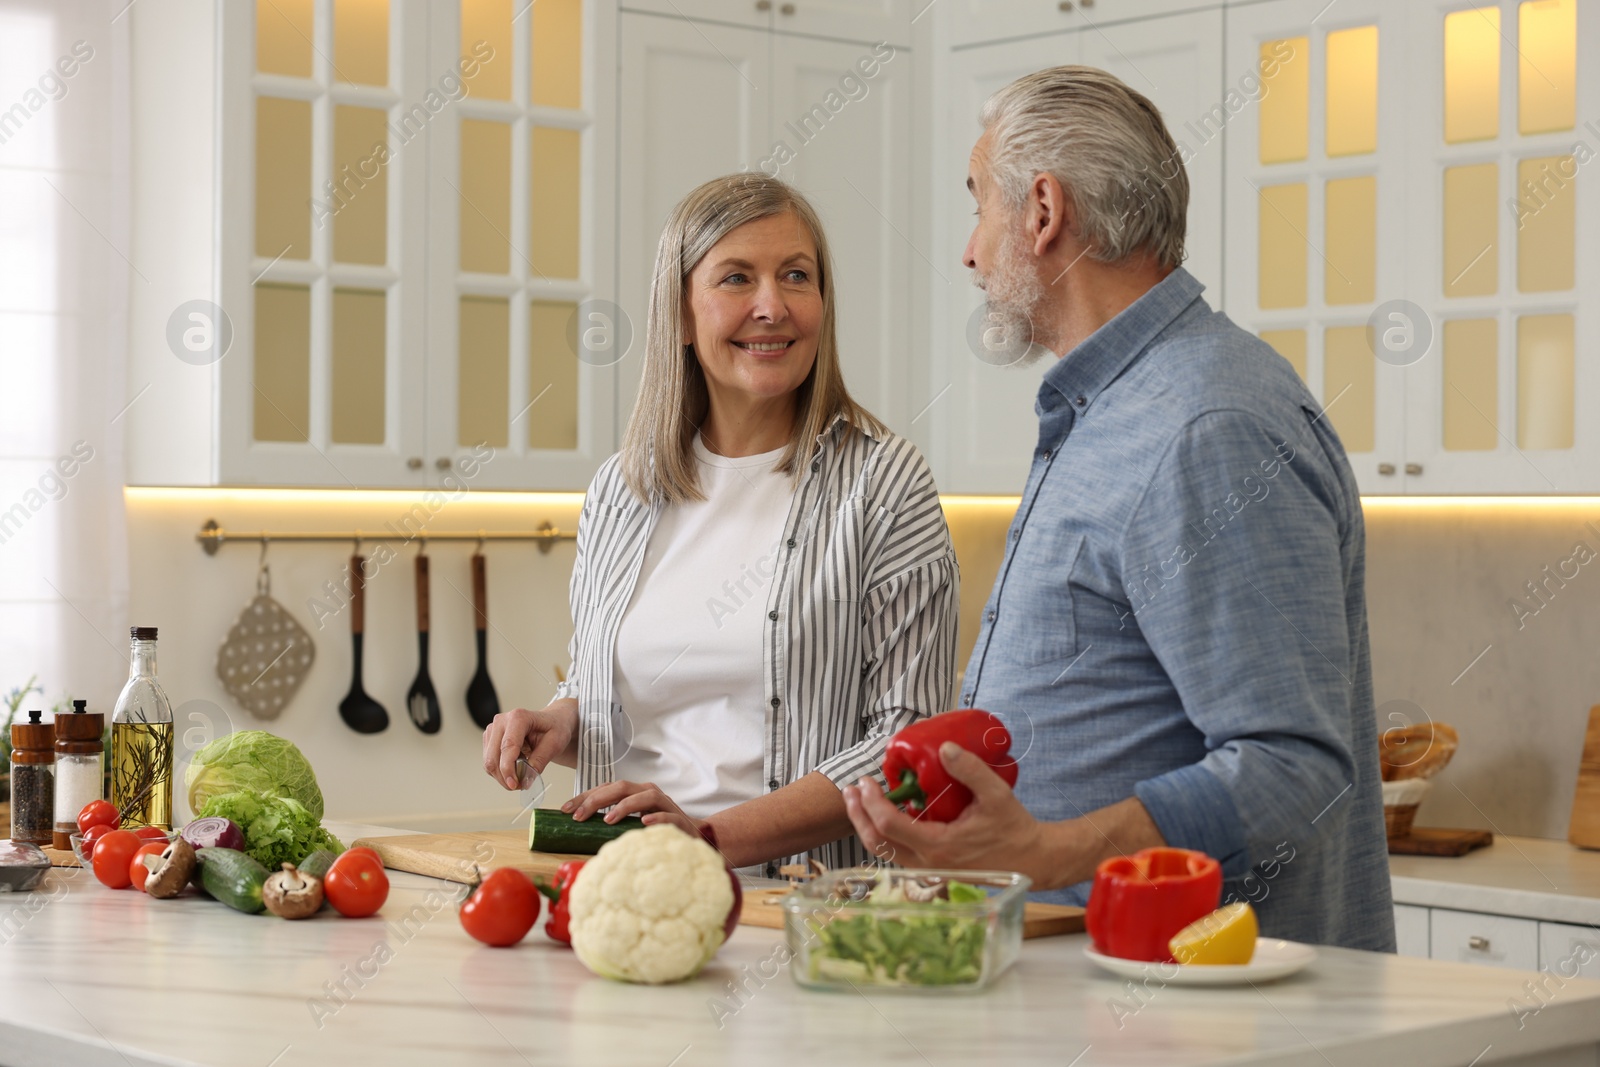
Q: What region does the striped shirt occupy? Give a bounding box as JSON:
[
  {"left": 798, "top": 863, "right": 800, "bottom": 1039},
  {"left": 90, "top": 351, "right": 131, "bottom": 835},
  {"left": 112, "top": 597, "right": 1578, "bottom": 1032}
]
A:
[{"left": 555, "top": 417, "right": 959, "bottom": 873}]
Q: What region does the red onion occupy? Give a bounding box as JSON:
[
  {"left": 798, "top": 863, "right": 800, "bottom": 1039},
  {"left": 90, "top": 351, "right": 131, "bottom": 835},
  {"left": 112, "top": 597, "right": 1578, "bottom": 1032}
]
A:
[{"left": 181, "top": 816, "right": 245, "bottom": 853}]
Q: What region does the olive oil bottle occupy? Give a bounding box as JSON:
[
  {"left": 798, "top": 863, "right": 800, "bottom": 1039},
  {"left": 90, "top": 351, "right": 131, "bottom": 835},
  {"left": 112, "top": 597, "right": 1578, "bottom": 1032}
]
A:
[{"left": 111, "top": 627, "right": 174, "bottom": 829}]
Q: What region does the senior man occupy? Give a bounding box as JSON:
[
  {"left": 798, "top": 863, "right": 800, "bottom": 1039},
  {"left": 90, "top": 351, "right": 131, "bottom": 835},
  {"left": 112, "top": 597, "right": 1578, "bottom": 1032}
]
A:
[{"left": 845, "top": 66, "right": 1393, "bottom": 951}]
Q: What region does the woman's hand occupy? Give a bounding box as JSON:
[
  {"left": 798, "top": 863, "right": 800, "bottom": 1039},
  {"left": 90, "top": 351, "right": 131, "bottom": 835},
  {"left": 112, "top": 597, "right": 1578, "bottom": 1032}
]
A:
[
  {"left": 562, "top": 780, "right": 702, "bottom": 839},
  {"left": 482, "top": 698, "right": 578, "bottom": 790}
]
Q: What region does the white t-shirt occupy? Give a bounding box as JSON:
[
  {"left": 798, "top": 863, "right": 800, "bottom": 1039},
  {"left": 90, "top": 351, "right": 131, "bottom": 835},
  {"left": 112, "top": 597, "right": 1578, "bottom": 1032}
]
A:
[{"left": 611, "top": 434, "right": 794, "bottom": 819}]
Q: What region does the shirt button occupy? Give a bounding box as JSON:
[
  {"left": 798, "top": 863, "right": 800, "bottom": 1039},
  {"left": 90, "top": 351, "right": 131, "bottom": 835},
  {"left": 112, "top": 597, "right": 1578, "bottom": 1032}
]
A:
[
  {"left": 786, "top": 538, "right": 796, "bottom": 548},
  {"left": 986, "top": 609, "right": 996, "bottom": 622},
  {"left": 770, "top": 697, "right": 781, "bottom": 708},
  {"left": 768, "top": 778, "right": 779, "bottom": 790},
  {"left": 811, "top": 459, "right": 820, "bottom": 472},
  {"left": 768, "top": 610, "right": 778, "bottom": 621},
  {"left": 1039, "top": 449, "right": 1051, "bottom": 460},
  {"left": 1075, "top": 394, "right": 1086, "bottom": 407}
]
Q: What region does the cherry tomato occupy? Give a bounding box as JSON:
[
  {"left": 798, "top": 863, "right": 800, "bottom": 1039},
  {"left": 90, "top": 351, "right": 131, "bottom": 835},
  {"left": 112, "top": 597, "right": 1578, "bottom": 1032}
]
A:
[
  {"left": 459, "top": 868, "right": 541, "bottom": 947},
  {"left": 76, "top": 799, "right": 120, "bottom": 835},
  {"left": 323, "top": 850, "right": 389, "bottom": 918},
  {"left": 91, "top": 829, "right": 143, "bottom": 889},
  {"left": 80, "top": 823, "right": 115, "bottom": 853},
  {"left": 132, "top": 826, "right": 169, "bottom": 842},
  {"left": 128, "top": 843, "right": 167, "bottom": 892}
]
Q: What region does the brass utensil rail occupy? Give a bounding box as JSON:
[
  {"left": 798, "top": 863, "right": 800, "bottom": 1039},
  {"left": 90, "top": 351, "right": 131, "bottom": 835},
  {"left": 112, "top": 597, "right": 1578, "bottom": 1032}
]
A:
[{"left": 196, "top": 519, "right": 576, "bottom": 555}]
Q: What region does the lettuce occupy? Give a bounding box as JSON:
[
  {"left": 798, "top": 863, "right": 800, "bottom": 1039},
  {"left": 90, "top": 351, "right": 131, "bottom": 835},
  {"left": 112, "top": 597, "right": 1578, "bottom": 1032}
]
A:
[
  {"left": 199, "top": 789, "right": 344, "bottom": 871},
  {"left": 186, "top": 731, "right": 325, "bottom": 821}
]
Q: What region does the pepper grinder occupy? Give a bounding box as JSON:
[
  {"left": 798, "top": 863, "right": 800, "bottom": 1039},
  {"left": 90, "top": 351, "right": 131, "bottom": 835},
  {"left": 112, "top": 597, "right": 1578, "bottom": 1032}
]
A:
[{"left": 9, "top": 709, "right": 55, "bottom": 846}]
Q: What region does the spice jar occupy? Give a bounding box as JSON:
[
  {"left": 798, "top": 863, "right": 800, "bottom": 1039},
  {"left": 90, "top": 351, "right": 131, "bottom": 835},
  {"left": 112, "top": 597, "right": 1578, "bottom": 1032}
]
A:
[
  {"left": 52, "top": 699, "right": 103, "bottom": 851},
  {"left": 9, "top": 709, "right": 54, "bottom": 846}
]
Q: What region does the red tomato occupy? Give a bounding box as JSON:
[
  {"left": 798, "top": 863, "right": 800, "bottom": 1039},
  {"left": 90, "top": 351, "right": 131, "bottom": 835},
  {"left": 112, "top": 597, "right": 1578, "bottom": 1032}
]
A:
[
  {"left": 91, "top": 830, "right": 143, "bottom": 889},
  {"left": 131, "top": 826, "right": 169, "bottom": 842},
  {"left": 128, "top": 842, "right": 167, "bottom": 892},
  {"left": 76, "top": 799, "right": 120, "bottom": 835},
  {"left": 80, "top": 823, "right": 115, "bottom": 853},
  {"left": 323, "top": 851, "right": 389, "bottom": 918},
  {"left": 459, "top": 868, "right": 540, "bottom": 947}
]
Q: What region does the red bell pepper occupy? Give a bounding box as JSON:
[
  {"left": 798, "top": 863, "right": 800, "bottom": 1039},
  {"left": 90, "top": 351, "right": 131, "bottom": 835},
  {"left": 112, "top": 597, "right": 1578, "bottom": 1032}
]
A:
[
  {"left": 1085, "top": 847, "right": 1223, "bottom": 962},
  {"left": 881, "top": 708, "right": 1019, "bottom": 822},
  {"left": 534, "top": 859, "right": 585, "bottom": 945}
]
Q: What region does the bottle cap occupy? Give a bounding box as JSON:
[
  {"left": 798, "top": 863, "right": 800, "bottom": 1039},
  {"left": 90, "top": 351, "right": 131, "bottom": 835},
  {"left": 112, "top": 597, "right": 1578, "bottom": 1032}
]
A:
[{"left": 132, "top": 626, "right": 158, "bottom": 641}]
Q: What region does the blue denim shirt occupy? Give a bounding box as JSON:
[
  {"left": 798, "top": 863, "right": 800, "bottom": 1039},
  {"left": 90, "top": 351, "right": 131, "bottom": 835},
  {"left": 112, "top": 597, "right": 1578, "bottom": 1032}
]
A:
[{"left": 962, "top": 268, "right": 1395, "bottom": 952}]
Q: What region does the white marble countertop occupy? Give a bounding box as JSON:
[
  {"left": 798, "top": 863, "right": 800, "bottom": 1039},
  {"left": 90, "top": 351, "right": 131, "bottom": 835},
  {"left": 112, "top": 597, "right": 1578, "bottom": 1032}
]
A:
[
  {"left": 1390, "top": 835, "right": 1600, "bottom": 924},
  {"left": 3, "top": 822, "right": 1600, "bottom": 1067}
]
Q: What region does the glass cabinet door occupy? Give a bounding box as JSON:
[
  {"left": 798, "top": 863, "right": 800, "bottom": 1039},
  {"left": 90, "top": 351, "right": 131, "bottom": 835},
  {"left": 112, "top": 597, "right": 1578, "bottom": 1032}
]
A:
[
  {"left": 427, "top": 0, "right": 618, "bottom": 490},
  {"left": 220, "top": 0, "right": 427, "bottom": 486},
  {"left": 1223, "top": 0, "right": 1407, "bottom": 494}
]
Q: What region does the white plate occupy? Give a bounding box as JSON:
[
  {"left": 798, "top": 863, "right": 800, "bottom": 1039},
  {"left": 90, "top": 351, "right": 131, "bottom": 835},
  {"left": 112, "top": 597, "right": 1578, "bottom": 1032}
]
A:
[{"left": 1083, "top": 938, "right": 1317, "bottom": 986}]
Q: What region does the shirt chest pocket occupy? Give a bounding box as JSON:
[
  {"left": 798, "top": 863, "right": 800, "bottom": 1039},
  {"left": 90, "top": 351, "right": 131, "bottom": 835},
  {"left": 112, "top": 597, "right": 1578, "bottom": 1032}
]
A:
[
  {"left": 992, "top": 532, "right": 1083, "bottom": 668},
  {"left": 819, "top": 496, "right": 892, "bottom": 602}
]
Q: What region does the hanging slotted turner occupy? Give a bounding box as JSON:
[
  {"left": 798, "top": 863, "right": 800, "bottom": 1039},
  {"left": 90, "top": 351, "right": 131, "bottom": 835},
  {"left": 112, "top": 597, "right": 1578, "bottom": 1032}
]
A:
[{"left": 406, "top": 552, "right": 442, "bottom": 734}]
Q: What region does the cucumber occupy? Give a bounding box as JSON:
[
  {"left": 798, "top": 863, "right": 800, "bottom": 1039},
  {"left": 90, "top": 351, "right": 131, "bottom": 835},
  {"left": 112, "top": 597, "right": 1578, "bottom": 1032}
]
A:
[
  {"left": 197, "top": 847, "right": 270, "bottom": 914},
  {"left": 529, "top": 808, "right": 646, "bottom": 854},
  {"left": 297, "top": 849, "right": 339, "bottom": 882}
]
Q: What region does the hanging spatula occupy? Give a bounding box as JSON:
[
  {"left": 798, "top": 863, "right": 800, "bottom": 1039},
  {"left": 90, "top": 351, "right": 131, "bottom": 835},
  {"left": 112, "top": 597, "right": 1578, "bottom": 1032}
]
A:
[
  {"left": 339, "top": 554, "right": 389, "bottom": 734},
  {"left": 406, "top": 553, "right": 442, "bottom": 734},
  {"left": 465, "top": 551, "right": 500, "bottom": 728}
]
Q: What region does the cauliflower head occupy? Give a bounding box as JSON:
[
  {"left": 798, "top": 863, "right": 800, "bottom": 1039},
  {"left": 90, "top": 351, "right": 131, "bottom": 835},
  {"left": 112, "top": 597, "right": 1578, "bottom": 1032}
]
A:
[{"left": 568, "top": 824, "right": 734, "bottom": 984}]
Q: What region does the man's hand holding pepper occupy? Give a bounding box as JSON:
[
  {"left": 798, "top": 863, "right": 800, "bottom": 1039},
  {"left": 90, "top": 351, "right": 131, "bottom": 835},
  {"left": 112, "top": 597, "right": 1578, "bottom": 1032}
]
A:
[
  {"left": 845, "top": 742, "right": 1053, "bottom": 880},
  {"left": 846, "top": 741, "right": 1170, "bottom": 891}
]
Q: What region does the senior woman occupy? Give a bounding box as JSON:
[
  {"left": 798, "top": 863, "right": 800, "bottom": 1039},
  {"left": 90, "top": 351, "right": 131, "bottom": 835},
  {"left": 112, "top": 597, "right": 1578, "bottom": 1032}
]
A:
[{"left": 482, "top": 174, "right": 958, "bottom": 874}]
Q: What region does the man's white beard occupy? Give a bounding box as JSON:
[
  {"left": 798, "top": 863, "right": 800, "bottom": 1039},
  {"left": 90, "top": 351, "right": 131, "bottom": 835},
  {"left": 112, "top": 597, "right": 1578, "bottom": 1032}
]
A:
[{"left": 972, "top": 226, "right": 1049, "bottom": 367}]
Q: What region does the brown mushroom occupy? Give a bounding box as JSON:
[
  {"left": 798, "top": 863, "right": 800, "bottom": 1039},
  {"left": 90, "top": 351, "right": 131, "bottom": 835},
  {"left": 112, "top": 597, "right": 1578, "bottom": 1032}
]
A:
[
  {"left": 144, "top": 837, "right": 197, "bottom": 899},
  {"left": 262, "top": 862, "right": 324, "bottom": 919}
]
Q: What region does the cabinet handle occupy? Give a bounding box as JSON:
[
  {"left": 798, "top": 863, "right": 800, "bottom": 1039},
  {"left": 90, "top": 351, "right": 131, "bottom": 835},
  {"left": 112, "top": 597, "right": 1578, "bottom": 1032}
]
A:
[
  {"left": 407, "top": 457, "right": 423, "bottom": 470},
  {"left": 755, "top": 0, "right": 771, "bottom": 9},
  {"left": 435, "top": 457, "right": 453, "bottom": 471},
  {"left": 1059, "top": 1, "right": 1074, "bottom": 10},
  {"left": 1468, "top": 935, "right": 1490, "bottom": 951},
  {"left": 1080, "top": 0, "right": 1094, "bottom": 6},
  {"left": 779, "top": 1, "right": 795, "bottom": 12},
  {"left": 1377, "top": 463, "right": 1396, "bottom": 476},
  {"left": 1405, "top": 463, "right": 1422, "bottom": 475}
]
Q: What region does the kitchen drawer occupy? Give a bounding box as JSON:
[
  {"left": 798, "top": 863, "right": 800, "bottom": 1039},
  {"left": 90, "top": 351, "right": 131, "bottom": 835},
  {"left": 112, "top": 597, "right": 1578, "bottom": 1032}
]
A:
[
  {"left": 1539, "top": 921, "right": 1600, "bottom": 979},
  {"left": 1394, "top": 904, "right": 1430, "bottom": 958},
  {"left": 1430, "top": 907, "right": 1539, "bottom": 971}
]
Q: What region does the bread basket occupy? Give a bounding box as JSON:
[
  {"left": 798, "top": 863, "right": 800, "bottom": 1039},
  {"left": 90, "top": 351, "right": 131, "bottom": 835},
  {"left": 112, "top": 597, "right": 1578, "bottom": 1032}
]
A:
[{"left": 1378, "top": 722, "right": 1458, "bottom": 839}]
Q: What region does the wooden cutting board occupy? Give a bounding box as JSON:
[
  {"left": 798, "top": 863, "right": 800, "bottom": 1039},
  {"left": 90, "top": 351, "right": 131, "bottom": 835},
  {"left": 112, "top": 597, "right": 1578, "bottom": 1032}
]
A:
[
  {"left": 352, "top": 829, "right": 585, "bottom": 883},
  {"left": 1570, "top": 706, "right": 1600, "bottom": 850},
  {"left": 1387, "top": 828, "right": 1493, "bottom": 856},
  {"left": 355, "top": 830, "right": 1085, "bottom": 937}
]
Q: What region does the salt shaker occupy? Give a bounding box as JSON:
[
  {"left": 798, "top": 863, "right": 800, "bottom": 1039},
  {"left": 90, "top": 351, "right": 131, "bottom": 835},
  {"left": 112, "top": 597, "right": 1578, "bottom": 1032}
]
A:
[{"left": 52, "top": 699, "right": 103, "bottom": 851}]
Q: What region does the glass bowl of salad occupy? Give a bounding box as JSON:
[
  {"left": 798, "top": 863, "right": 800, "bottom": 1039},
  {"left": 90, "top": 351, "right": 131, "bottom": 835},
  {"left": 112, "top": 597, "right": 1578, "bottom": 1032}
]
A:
[{"left": 780, "top": 868, "right": 1030, "bottom": 993}]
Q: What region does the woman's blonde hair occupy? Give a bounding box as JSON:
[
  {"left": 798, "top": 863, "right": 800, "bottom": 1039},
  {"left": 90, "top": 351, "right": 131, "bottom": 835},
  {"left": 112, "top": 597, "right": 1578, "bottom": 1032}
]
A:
[{"left": 620, "top": 174, "right": 882, "bottom": 504}]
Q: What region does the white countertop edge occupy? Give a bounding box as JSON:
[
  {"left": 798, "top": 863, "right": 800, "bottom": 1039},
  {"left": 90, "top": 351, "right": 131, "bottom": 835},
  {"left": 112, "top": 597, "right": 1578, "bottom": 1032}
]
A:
[{"left": 1391, "top": 876, "right": 1600, "bottom": 927}]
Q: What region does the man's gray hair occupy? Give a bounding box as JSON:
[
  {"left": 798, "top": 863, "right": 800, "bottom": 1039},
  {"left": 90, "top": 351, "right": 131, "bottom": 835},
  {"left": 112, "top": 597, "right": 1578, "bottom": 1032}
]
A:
[{"left": 980, "top": 66, "right": 1188, "bottom": 270}]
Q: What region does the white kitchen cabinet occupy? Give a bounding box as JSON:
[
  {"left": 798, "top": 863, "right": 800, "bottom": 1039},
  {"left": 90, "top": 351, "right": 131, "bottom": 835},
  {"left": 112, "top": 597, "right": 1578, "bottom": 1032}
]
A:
[
  {"left": 137, "top": 0, "right": 617, "bottom": 490},
  {"left": 622, "top": 0, "right": 909, "bottom": 46},
  {"left": 1224, "top": 0, "right": 1598, "bottom": 495},
  {"left": 1430, "top": 906, "right": 1541, "bottom": 971},
  {"left": 616, "top": 14, "right": 772, "bottom": 428},
  {"left": 1221, "top": 0, "right": 1413, "bottom": 495},
  {"left": 1394, "top": 903, "right": 1430, "bottom": 959},
  {"left": 926, "top": 8, "right": 1223, "bottom": 494},
  {"left": 769, "top": 32, "right": 913, "bottom": 432},
  {"left": 944, "top": 0, "right": 1218, "bottom": 50},
  {"left": 1539, "top": 921, "right": 1600, "bottom": 980},
  {"left": 615, "top": 10, "right": 913, "bottom": 436}
]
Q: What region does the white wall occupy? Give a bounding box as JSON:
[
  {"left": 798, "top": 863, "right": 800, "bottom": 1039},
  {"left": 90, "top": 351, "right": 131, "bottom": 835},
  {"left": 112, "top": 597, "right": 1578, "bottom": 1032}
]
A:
[{"left": 125, "top": 488, "right": 580, "bottom": 831}]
